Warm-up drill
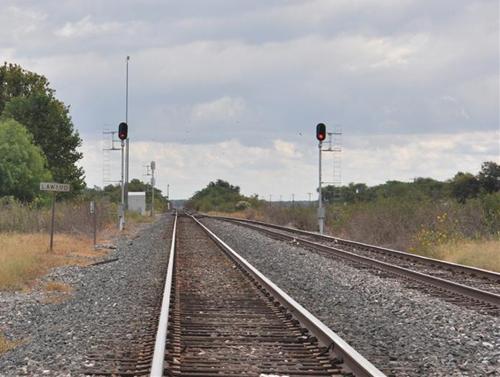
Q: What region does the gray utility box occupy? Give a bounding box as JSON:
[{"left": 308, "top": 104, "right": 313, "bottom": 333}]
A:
[{"left": 128, "top": 192, "right": 146, "bottom": 215}]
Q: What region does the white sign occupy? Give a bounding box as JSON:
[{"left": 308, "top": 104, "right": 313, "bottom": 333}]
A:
[{"left": 40, "top": 182, "right": 71, "bottom": 192}]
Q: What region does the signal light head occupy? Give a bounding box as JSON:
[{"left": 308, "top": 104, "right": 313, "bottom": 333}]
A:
[
  {"left": 118, "top": 122, "right": 128, "bottom": 140},
  {"left": 316, "top": 123, "right": 326, "bottom": 141}
]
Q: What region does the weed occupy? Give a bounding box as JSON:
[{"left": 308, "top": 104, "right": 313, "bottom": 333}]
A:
[
  {"left": 429, "top": 239, "right": 500, "bottom": 272},
  {"left": 44, "top": 281, "right": 72, "bottom": 293},
  {"left": 0, "top": 198, "right": 116, "bottom": 235},
  {"left": 0, "top": 333, "right": 18, "bottom": 354},
  {"left": 0, "top": 233, "right": 106, "bottom": 291}
]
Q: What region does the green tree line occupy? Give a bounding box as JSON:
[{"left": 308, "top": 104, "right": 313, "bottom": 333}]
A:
[
  {"left": 322, "top": 161, "right": 499, "bottom": 204},
  {"left": 84, "top": 179, "right": 169, "bottom": 212},
  {"left": 186, "top": 179, "right": 260, "bottom": 212}
]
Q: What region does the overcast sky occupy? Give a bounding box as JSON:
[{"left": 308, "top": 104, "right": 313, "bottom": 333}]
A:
[{"left": 1, "top": 0, "right": 498, "bottom": 199}]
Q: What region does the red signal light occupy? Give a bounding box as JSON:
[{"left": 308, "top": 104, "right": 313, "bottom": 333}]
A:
[
  {"left": 118, "top": 122, "right": 128, "bottom": 140},
  {"left": 316, "top": 123, "right": 326, "bottom": 141}
]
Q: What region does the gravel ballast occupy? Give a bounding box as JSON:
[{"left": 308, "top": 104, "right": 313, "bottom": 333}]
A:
[
  {"left": 0, "top": 215, "right": 173, "bottom": 377},
  {"left": 203, "top": 218, "right": 500, "bottom": 377}
]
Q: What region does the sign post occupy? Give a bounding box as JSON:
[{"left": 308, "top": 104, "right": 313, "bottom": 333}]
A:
[
  {"left": 90, "top": 201, "right": 97, "bottom": 248},
  {"left": 40, "top": 182, "right": 71, "bottom": 251}
]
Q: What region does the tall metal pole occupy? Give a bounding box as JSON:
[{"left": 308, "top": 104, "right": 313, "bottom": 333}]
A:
[
  {"left": 119, "top": 140, "right": 125, "bottom": 231},
  {"left": 125, "top": 56, "right": 130, "bottom": 210},
  {"left": 318, "top": 141, "right": 324, "bottom": 234},
  {"left": 151, "top": 161, "right": 155, "bottom": 217}
]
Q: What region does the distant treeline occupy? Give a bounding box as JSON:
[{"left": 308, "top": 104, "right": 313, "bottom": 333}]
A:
[
  {"left": 187, "top": 162, "right": 499, "bottom": 213},
  {"left": 185, "top": 179, "right": 260, "bottom": 212},
  {"left": 322, "top": 161, "right": 499, "bottom": 204},
  {"left": 84, "top": 179, "right": 169, "bottom": 212}
]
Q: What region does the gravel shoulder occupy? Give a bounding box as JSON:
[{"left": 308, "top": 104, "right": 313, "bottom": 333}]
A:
[
  {"left": 203, "top": 218, "right": 500, "bottom": 377},
  {"left": 0, "top": 215, "right": 173, "bottom": 377}
]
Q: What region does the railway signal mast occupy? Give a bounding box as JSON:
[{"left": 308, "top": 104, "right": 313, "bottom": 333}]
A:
[
  {"left": 316, "top": 123, "right": 326, "bottom": 234},
  {"left": 118, "top": 122, "right": 128, "bottom": 230}
]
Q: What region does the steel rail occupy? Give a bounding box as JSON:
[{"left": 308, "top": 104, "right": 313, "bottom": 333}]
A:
[
  {"left": 191, "top": 215, "right": 387, "bottom": 377},
  {"left": 209, "top": 216, "right": 500, "bottom": 307},
  {"left": 150, "top": 211, "right": 177, "bottom": 377},
  {"left": 211, "top": 216, "right": 500, "bottom": 282}
]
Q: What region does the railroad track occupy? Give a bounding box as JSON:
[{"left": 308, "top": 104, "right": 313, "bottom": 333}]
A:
[
  {"left": 206, "top": 216, "right": 500, "bottom": 314},
  {"left": 149, "top": 213, "right": 385, "bottom": 377}
]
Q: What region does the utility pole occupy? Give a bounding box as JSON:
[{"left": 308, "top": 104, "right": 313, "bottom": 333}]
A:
[
  {"left": 308, "top": 192, "right": 312, "bottom": 202},
  {"left": 125, "top": 56, "right": 130, "bottom": 209},
  {"left": 151, "top": 161, "right": 156, "bottom": 217}
]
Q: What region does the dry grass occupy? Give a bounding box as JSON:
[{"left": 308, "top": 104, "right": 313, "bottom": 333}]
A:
[
  {"left": 206, "top": 209, "right": 266, "bottom": 221},
  {"left": 42, "top": 281, "right": 74, "bottom": 304},
  {"left": 126, "top": 211, "right": 154, "bottom": 224},
  {"left": 429, "top": 239, "right": 500, "bottom": 272},
  {"left": 44, "top": 281, "right": 73, "bottom": 293},
  {"left": 0, "top": 233, "right": 107, "bottom": 291},
  {"left": 0, "top": 199, "right": 116, "bottom": 235},
  {"left": 0, "top": 333, "right": 19, "bottom": 354}
]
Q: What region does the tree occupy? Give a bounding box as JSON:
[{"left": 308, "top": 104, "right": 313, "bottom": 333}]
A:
[
  {"left": 0, "top": 62, "right": 53, "bottom": 114},
  {"left": 477, "top": 161, "right": 500, "bottom": 194},
  {"left": 412, "top": 177, "right": 447, "bottom": 200},
  {"left": 186, "top": 179, "right": 245, "bottom": 212},
  {"left": 128, "top": 178, "right": 169, "bottom": 210},
  {"left": 450, "top": 172, "right": 480, "bottom": 203},
  {"left": 89, "top": 179, "right": 169, "bottom": 211},
  {"left": 0, "top": 119, "right": 52, "bottom": 201},
  {"left": 0, "top": 63, "right": 84, "bottom": 193}
]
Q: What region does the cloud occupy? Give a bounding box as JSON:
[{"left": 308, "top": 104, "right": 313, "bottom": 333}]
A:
[
  {"left": 2, "top": 0, "right": 498, "bottom": 197},
  {"left": 273, "top": 140, "right": 302, "bottom": 159},
  {"left": 344, "top": 131, "right": 499, "bottom": 185},
  {"left": 55, "top": 15, "right": 123, "bottom": 38},
  {"left": 19, "top": 25, "right": 494, "bottom": 147},
  {"left": 0, "top": 5, "right": 47, "bottom": 43},
  {"left": 191, "top": 97, "right": 246, "bottom": 123}
]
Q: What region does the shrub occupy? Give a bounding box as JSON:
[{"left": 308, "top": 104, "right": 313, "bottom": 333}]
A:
[
  {"left": 0, "top": 198, "right": 115, "bottom": 235},
  {"left": 235, "top": 200, "right": 251, "bottom": 211}
]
